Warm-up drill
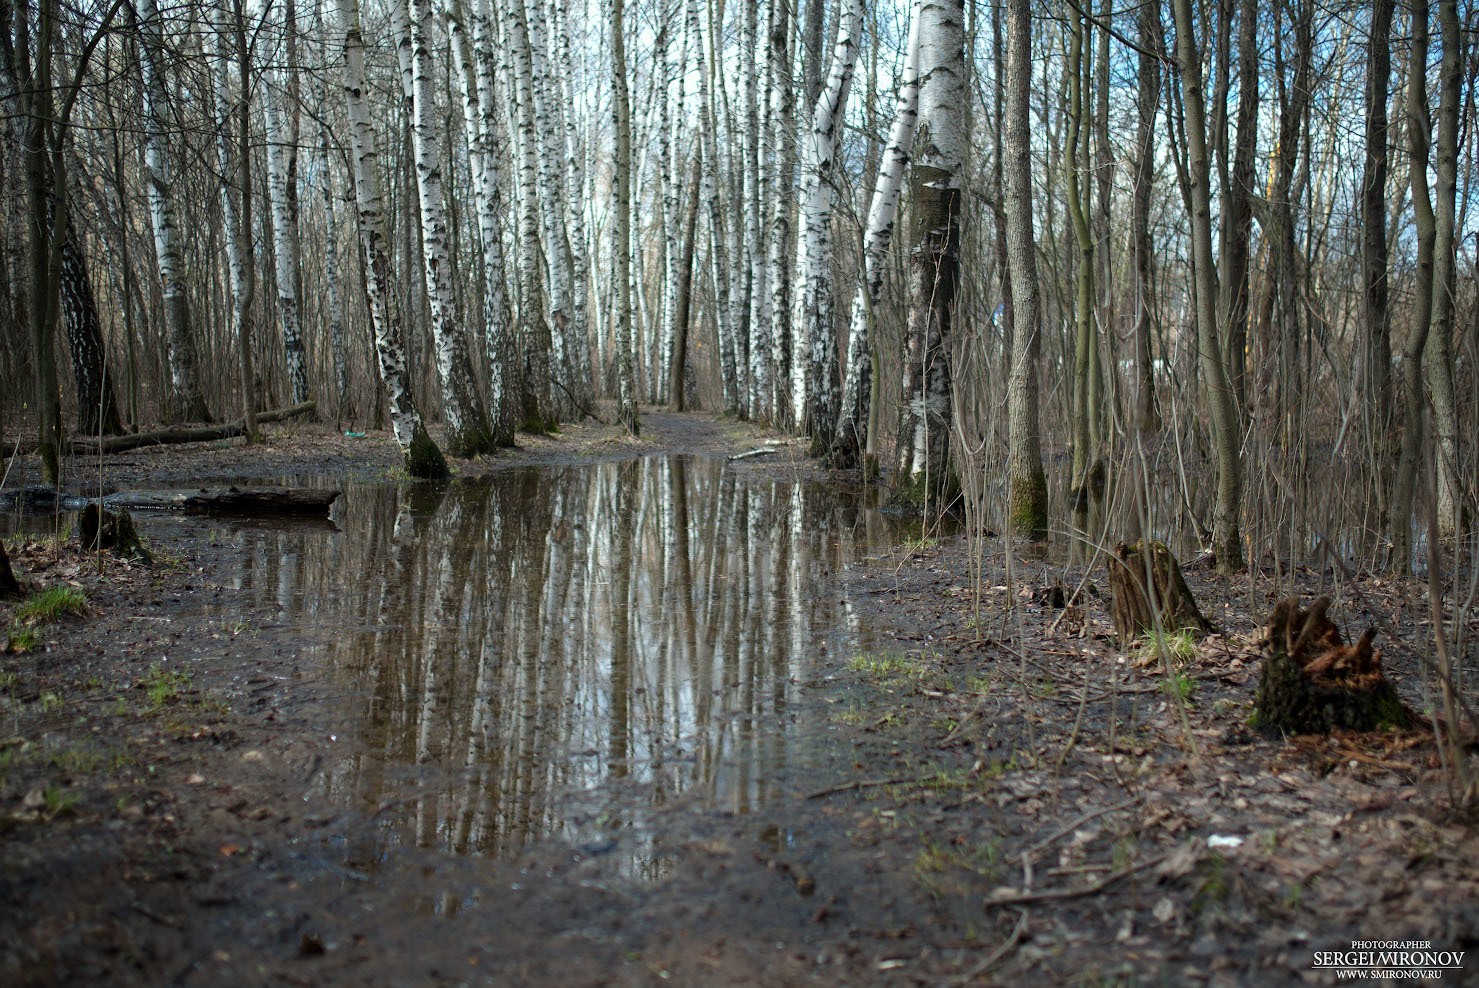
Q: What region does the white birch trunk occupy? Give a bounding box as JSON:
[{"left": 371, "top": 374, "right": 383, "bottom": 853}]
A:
[
  {"left": 832, "top": 0, "right": 922, "bottom": 468},
  {"left": 396, "top": 0, "right": 495, "bottom": 455},
  {"left": 766, "top": 0, "right": 797, "bottom": 428},
  {"left": 139, "top": 0, "right": 212, "bottom": 423},
  {"left": 525, "top": 0, "right": 573, "bottom": 411},
  {"left": 211, "top": 0, "right": 258, "bottom": 441},
  {"left": 504, "top": 0, "right": 556, "bottom": 428},
  {"left": 257, "top": 2, "right": 310, "bottom": 406},
  {"left": 450, "top": 0, "right": 517, "bottom": 444},
  {"left": 791, "top": 0, "right": 864, "bottom": 453},
  {"left": 334, "top": 0, "right": 448, "bottom": 478},
  {"left": 547, "top": 0, "right": 593, "bottom": 405},
  {"left": 741, "top": 0, "right": 767, "bottom": 420},
  {"left": 895, "top": 0, "right": 963, "bottom": 503}
]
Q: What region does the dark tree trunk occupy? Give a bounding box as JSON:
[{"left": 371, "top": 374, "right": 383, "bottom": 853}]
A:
[
  {"left": 60, "top": 214, "right": 124, "bottom": 436},
  {"left": 669, "top": 151, "right": 702, "bottom": 412},
  {"left": 0, "top": 540, "right": 20, "bottom": 598},
  {"left": 1106, "top": 540, "right": 1211, "bottom": 648},
  {"left": 1254, "top": 597, "right": 1412, "bottom": 735}
]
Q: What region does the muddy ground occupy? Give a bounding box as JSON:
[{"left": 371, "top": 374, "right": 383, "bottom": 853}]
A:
[{"left": 1, "top": 410, "right": 1476, "bottom": 987}]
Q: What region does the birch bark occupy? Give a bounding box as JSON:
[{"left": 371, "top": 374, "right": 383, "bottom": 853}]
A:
[
  {"left": 893, "top": 0, "right": 962, "bottom": 506},
  {"left": 334, "top": 0, "right": 448, "bottom": 477},
  {"left": 396, "top": 0, "right": 497, "bottom": 455},
  {"left": 792, "top": 0, "right": 864, "bottom": 455},
  {"left": 139, "top": 0, "right": 213, "bottom": 423},
  {"left": 831, "top": 0, "right": 921, "bottom": 470},
  {"left": 258, "top": 1, "right": 310, "bottom": 406}
]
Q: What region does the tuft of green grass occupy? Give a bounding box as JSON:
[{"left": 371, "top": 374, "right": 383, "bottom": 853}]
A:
[
  {"left": 1164, "top": 672, "right": 1197, "bottom": 704},
  {"left": 4, "top": 628, "right": 38, "bottom": 654},
  {"left": 42, "top": 785, "right": 78, "bottom": 817},
  {"left": 1136, "top": 627, "right": 1199, "bottom": 666},
  {"left": 144, "top": 665, "right": 191, "bottom": 708},
  {"left": 15, "top": 586, "right": 88, "bottom": 626},
  {"left": 846, "top": 651, "right": 926, "bottom": 679}
]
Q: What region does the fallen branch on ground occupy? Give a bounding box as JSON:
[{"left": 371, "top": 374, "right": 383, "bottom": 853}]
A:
[{"left": 69, "top": 402, "right": 317, "bottom": 454}]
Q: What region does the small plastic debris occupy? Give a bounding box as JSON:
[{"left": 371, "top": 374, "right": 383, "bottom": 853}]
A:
[{"left": 1207, "top": 834, "right": 1243, "bottom": 849}]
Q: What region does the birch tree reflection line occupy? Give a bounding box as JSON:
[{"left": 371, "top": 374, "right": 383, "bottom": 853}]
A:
[
  {"left": 1, "top": 0, "right": 1475, "bottom": 566},
  {"left": 242, "top": 460, "right": 876, "bottom": 858}
]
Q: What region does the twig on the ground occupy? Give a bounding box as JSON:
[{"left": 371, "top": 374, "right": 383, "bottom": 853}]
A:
[
  {"left": 985, "top": 853, "right": 1166, "bottom": 908},
  {"left": 948, "top": 909, "right": 1030, "bottom": 985},
  {"left": 805, "top": 776, "right": 917, "bottom": 799}
]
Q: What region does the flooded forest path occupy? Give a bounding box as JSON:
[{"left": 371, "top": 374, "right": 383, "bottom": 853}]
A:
[{"left": 2, "top": 411, "right": 1475, "bottom": 986}]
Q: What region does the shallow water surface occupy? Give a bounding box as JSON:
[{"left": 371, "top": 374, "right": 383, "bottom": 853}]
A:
[{"left": 183, "top": 456, "right": 905, "bottom": 866}]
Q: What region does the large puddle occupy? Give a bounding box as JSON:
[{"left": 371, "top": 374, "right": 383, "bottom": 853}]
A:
[{"left": 139, "top": 456, "right": 908, "bottom": 868}]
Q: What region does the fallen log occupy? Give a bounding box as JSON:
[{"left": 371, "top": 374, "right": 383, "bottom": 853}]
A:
[
  {"left": 1105, "top": 540, "right": 1211, "bottom": 648},
  {"left": 1254, "top": 596, "right": 1413, "bottom": 735},
  {"left": 102, "top": 486, "right": 340, "bottom": 517},
  {"left": 68, "top": 401, "right": 316, "bottom": 454}
]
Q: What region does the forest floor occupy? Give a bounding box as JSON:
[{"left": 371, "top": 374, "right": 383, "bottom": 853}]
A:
[{"left": 0, "top": 409, "right": 1475, "bottom": 987}]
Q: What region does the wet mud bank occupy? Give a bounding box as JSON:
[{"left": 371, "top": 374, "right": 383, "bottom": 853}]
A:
[{"left": 2, "top": 413, "right": 1475, "bottom": 986}]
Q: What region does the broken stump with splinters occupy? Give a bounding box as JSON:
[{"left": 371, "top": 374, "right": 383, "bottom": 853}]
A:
[
  {"left": 1106, "top": 540, "right": 1211, "bottom": 649},
  {"left": 1254, "top": 596, "right": 1412, "bottom": 735},
  {"left": 79, "top": 504, "right": 153, "bottom": 565}
]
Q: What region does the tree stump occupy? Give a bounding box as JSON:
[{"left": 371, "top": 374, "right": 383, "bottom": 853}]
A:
[
  {"left": 1106, "top": 540, "right": 1211, "bottom": 648},
  {"left": 0, "top": 541, "right": 19, "bottom": 598},
  {"left": 1254, "top": 597, "right": 1412, "bottom": 735},
  {"left": 79, "top": 505, "right": 153, "bottom": 565}
]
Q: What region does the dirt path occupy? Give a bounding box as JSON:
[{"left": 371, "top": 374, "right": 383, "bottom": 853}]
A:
[{"left": 2, "top": 414, "right": 1475, "bottom": 986}]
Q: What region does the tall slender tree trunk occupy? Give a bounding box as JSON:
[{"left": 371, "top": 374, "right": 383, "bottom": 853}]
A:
[
  {"left": 213, "top": 0, "right": 259, "bottom": 444},
  {"left": 1004, "top": 0, "right": 1046, "bottom": 537},
  {"left": 1362, "top": 0, "right": 1395, "bottom": 450},
  {"left": 793, "top": 0, "right": 863, "bottom": 455},
  {"left": 138, "top": 0, "right": 212, "bottom": 424},
  {"left": 397, "top": 0, "right": 496, "bottom": 456},
  {"left": 1217, "top": 0, "right": 1256, "bottom": 423},
  {"left": 1391, "top": 0, "right": 1436, "bottom": 572},
  {"left": 1426, "top": 0, "right": 1463, "bottom": 536},
  {"left": 894, "top": 0, "right": 963, "bottom": 508},
  {"left": 260, "top": 8, "right": 310, "bottom": 407},
  {"left": 1171, "top": 0, "right": 1243, "bottom": 571},
  {"left": 1065, "top": 5, "right": 1097, "bottom": 517},
  {"left": 334, "top": 0, "right": 448, "bottom": 478},
  {"left": 831, "top": 0, "right": 921, "bottom": 470},
  {"left": 448, "top": 0, "right": 516, "bottom": 444},
  {"left": 1130, "top": 0, "right": 1162, "bottom": 436},
  {"left": 670, "top": 150, "right": 702, "bottom": 411},
  {"left": 610, "top": 0, "right": 639, "bottom": 434}
]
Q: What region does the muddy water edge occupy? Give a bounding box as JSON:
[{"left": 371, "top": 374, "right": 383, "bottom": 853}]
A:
[{"left": 2, "top": 419, "right": 1475, "bottom": 987}]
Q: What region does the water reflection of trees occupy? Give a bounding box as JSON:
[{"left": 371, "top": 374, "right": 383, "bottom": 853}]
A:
[{"left": 236, "top": 457, "right": 887, "bottom": 861}]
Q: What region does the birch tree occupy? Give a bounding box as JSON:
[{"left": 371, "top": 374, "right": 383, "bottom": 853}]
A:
[
  {"left": 894, "top": 0, "right": 963, "bottom": 506},
  {"left": 212, "top": 0, "right": 259, "bottom": 443},
  {"left": 138, "top": 0, "right": 213, "bottom": 423},
  {"left": 447, "top": 0, "right": 516, "bottom": 445},
  {"left": 1004, "top": 0, "right": 1046, "bottom": 536},
  {"left": 831, "top": 0, "right": 921, "bottom": 471},
  {"left": 334, "top": 0, "right": 448, "bottom": 478},
  {"left": 396, "top": 0, "right": 497, "bottom": 456},
  {"left": 792, "top": 0, "right": 864, "bottom": 455},
  {"left": 257, "top": 0, "right": 310, "bottom": 406}
]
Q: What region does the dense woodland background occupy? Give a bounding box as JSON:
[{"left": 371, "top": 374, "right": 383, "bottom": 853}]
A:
[{"left": 0, "top": 0, "right": 1475, "bottom": 578}]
